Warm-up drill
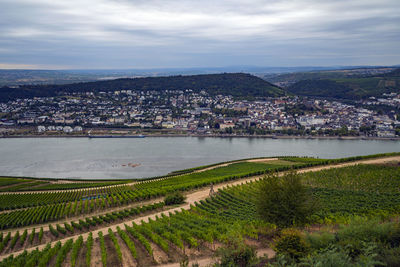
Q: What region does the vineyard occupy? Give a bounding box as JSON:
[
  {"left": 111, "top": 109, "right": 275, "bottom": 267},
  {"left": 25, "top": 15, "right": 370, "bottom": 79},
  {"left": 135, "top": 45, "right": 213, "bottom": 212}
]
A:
[
  {"left": 0, "top": 153, "right": 399, "bottom": 266},
  {"left": 0, "top": 180, "right": 130, "bottom": 192},
  {"left": 0, "top": 160, "right": 305, "bottom": 229}
]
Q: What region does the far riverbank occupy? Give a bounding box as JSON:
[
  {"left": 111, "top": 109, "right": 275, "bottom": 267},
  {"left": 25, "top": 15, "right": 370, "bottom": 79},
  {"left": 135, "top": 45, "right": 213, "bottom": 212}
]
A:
[{"left": 1, "top": 133, "right": 400, "bottom": 141}]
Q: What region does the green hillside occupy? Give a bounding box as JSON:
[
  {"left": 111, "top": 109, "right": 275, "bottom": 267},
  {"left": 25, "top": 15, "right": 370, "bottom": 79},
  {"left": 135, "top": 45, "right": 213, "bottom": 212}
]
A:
[
  {"left": 286, "top": 68, "right": 400, "bottom": 100},
  {"left": 0, "top": 73, "right": 284, "bottom": 102}
]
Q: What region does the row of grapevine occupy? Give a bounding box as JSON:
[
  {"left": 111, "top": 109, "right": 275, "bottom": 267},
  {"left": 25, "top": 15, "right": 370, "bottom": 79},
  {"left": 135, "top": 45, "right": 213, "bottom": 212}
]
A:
[
  {"left": 0, "top": 185, "right": 134, "bottom": 211},
  {"left": 98, "top": 231, "right": 107, "bottom": 267}
]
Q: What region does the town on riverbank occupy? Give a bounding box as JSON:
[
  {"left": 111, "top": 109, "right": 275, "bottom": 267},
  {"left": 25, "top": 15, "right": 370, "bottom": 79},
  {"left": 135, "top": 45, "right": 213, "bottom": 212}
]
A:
[{"left": 1, "top": 88, "right": 400, "bottom": 138}]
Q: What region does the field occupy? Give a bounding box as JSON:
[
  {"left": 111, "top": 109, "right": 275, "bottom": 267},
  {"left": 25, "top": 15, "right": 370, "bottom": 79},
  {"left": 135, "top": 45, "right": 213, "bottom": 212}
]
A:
[{"left": 0, "top": 153, "right": 399, "bottom": 266}]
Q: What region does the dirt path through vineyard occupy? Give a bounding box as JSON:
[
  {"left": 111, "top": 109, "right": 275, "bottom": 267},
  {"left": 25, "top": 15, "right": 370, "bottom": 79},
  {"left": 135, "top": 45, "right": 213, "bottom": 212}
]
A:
[{"left": 1, "top": 155, "right": 399, "bottom": 261}]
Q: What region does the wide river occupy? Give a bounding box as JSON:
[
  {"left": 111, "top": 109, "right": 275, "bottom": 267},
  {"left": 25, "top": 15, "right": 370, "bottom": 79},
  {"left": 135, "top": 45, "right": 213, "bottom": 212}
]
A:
[{"left": 0, "top": 137, "right": 399, "bottom": 179}]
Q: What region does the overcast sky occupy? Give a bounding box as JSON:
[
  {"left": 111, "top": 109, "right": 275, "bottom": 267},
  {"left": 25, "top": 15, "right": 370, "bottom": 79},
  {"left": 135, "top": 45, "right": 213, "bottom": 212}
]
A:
[{"left": 0, "top": 0, "right": 399, "bottom": 69}]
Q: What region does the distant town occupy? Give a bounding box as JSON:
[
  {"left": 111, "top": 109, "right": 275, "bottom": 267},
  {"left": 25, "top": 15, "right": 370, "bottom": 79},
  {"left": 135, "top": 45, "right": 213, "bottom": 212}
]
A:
[{"left": 1, "top": 88, "right": 400, "bottom": 138}]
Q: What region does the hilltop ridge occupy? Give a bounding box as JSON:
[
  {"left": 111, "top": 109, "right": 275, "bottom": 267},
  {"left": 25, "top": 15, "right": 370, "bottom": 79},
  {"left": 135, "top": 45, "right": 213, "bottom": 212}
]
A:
[
  {"left": 286, "top": 67, "right": 400, "bottom": 100},
  {"left": 0, "top": 73, "right": 284, "bottom": 102}
]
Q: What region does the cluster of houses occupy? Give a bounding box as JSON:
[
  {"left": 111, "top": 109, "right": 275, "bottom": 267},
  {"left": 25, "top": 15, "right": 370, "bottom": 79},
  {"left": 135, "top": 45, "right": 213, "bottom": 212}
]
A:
[
  {"left": 0, "top": 88, "right": 399, "bottom": 137},
  {"left": 37, "top": 125, "right": 83, "bottom": 133}
]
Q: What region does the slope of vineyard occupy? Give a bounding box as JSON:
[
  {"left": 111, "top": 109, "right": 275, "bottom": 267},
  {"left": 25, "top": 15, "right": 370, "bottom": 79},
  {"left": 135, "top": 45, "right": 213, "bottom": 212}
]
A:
[{"left": 0, "top": 153, "right": 399, "bottom": 266}]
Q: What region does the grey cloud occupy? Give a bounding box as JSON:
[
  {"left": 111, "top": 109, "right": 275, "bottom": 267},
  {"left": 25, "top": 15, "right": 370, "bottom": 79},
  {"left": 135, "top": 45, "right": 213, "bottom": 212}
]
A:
[{"left": 0, "top": 0, "right": 399, "bottom": 68}]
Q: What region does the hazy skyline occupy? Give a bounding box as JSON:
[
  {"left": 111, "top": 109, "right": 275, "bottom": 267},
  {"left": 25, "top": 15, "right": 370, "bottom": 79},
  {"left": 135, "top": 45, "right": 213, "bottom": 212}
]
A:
[{"left": 0, "top": 0, "right": 399, "bottom": 69}]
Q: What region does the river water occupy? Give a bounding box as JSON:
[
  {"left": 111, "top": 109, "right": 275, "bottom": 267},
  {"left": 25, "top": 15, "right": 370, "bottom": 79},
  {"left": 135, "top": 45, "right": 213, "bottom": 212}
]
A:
[{"left": 0, "top": 137, "right": 399, "bottom": 179}]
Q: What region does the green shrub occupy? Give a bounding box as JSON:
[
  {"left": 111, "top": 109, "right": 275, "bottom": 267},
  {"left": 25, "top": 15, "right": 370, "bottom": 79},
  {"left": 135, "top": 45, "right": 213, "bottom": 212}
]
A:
[
  {"left": 256, "top": 172, "right": 317, "bottom": 227},
  {"left": 378, "top": 246, "right": 400, "bottom": 267},
  {"left": 214, "top": 234, "right": 257, "bottom": 267},
  {"left": 305, "top": 232, "right": 335, "bottom": 251},
  {"left": 164, "top": 192, "right": 186, "bottom": 205},
  {"left": 274, "top": 229, "right": 310, "bottom": 260},
  {"left": 298, "top": 246, "right": 353, "bottom": 267}
]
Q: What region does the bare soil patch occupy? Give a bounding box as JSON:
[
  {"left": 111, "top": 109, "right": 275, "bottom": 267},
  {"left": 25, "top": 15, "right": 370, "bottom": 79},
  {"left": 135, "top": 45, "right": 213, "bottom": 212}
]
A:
[
  {"left": 104, "top": 235, "right": 122, "bottom": 267},
  {"left": 90, "top": 238, "right": 102, "bottom": 267},
  {"left": 116, "top": 234, "right": 137, "bottom": 267},
  {"left": 76, "top": 243, "right": 87, "bottom": 267},
  {"left": 132, "top": 237, "right": 157, "bottom": 267},
  {"left": 150, "top": 241, "right": 169, "bottom": 264},
  {"left": 61, "top": 250, "right": 72, "bottom": 267}
]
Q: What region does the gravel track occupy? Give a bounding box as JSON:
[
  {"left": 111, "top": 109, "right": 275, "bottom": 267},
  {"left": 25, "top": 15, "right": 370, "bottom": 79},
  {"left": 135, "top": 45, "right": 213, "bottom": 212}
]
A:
[{"left": 1, "top": 155, "right": 399, "bottom": 261}]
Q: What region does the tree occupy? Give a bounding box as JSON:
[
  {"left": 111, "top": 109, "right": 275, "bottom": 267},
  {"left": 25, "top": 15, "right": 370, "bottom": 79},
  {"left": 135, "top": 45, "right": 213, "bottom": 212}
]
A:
[{"left": 256, "top": 172, "right": 317, "bottom": 228}]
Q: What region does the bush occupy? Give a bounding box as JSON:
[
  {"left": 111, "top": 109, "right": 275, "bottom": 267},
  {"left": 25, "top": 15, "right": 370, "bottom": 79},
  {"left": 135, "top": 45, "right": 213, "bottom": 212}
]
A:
[
  {"left": 274, "top": 229, "right": 310, "bottom": 260},
  {"left": 164, "top": 192, "right": 186, "bottom": 205},
  {"left": 214, "top": 235, "right": 257, "bottom": 267},
  {"left": 379, "top": 246, "right": 400, "bottom": 267},
  {"left": 256, "top": 172, "right": 317, "bottom": 227}
]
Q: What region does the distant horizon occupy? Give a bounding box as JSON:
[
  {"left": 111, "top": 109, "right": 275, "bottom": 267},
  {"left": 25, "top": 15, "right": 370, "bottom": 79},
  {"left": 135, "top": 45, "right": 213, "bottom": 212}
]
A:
[{"left": 0, "top": 64, "right": 399, "bottom": 72}]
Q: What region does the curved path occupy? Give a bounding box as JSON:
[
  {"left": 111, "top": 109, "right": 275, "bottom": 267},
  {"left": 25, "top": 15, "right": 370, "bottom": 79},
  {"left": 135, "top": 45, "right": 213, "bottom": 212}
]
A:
[
  {"left": 0, "top": 158, "right": 277, "bottom": 195},
  {"left": 1, "top": 155, "right": 399, "bottom": 261}
]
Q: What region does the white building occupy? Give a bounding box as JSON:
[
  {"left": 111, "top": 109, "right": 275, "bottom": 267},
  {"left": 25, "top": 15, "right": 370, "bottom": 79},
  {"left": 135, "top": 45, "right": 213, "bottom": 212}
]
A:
[
  {"left": 73, "top": 126, "right": 83, "bottom": 132},
  {"left": 63, "top": 126, "right": 73, "bottom": 133},
  {"left": 37, "top": 125, "right": 46, "bottom": 133}
]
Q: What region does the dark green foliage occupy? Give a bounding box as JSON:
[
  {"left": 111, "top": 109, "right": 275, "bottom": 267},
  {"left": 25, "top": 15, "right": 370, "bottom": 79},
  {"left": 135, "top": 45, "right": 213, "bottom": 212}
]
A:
[
  {"left": 38, "top": 241, "right": 62, "bottom": 267},
  {"left": 214, "top": 234, "right": 258, "bottom": 267},
  {"left": 20, "top": 229, "right": 27, "bottom": 245},
  {"left": 287, "top": 68, "right": 400, "bottom": 100},
  {"left": 0, "top": 232, "right": 10, "bottom": 253},
  {"left": 0, "top": 73, "right": 284, "bottom": 102},
  {"left": 64, "top": 222, "right": 74, "bottom": 233},
  {"left": 164, "top": 192, "right": 186, "bottom": 205},
  {"left": 86, "top": 233, "right": 93, "bottom": 267},
  {"left": 108, "top": 228, "right": 122, "bottom": 263},
  {"left": 288, "top": 79, "right": 352, "bottom": 98},
  {"left": 54, "top": 239, "right": 73, "bottom": 267},
  {"left": 71, "top": 235, "right": 83, "bottom": 267},
  {"left": 71, "top": 221, "right": 82, "bottom": 230},
  {"left": 256, "top": 172, "right": 317, "bottom": 227},
  {"left": 378, "top": 246, "right": 400, "bottom": 267},
  {"left": 117, "top": 226, "right": 137, "bottom": 259},
  {"left": 274, "top": 229, "right": 310, "bottom": 260},
  {"left": 29, "top": 228, "right": 35, "bottom": 244},
  {"left": 49, "top": 224, "right": 59, "bottom": 237},
  {"left": 287, "top": 79, "right": 352, "bottom": 98},
  {"left": 9, "top": 231, "right": 19, "bottom": 249},
  {"left": 56, "top": 224, "right": 67, "bottom": 235},
  {"left": 38, "top": 227, "right": 43, "bottom": 242},
  {"left": 98, "top": 231, "right": 107, "bottom": 267},
  {"left": 126, "top": 224, "right": 153, "bottom": 256},
  {"left": 301, "top": 220, "right": 400, "bottom": 267}
]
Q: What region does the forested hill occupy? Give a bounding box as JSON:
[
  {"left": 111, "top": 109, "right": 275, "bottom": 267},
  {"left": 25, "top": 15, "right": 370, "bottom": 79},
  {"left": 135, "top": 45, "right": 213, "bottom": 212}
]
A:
[
  {"left": 286, "top": 68, "right": 400, "bottom": 100},
  {"left": 0, "top": 73, "right": 285, "bottom": 102}
]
